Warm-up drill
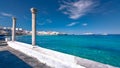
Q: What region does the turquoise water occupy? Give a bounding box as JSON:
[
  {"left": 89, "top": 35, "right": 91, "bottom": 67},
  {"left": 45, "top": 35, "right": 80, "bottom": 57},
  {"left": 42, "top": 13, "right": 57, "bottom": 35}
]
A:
[{"left": 16, "top": 35, "right": 120, "bottom": 67}]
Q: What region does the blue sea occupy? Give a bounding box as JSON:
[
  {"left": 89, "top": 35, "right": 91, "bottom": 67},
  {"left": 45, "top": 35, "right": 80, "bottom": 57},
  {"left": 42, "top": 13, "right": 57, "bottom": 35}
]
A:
[
  {"left": 0, "top": 35, "right": 5, "bottom": 39},
  {"left": 15, "top": 35, "right": 120, "bottom": 67}
]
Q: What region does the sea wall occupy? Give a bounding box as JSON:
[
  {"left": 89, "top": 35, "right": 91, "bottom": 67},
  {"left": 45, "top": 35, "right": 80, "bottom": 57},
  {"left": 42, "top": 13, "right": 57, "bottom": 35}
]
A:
[{"left": 7, "top": 41, "right": 115, "bottom": 68}]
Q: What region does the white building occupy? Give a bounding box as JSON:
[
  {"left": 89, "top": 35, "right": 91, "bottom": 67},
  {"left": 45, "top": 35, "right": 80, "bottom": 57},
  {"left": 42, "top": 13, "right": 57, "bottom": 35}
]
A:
[{"left": 37, "top": 31, "right": 60, "bottom": 35}]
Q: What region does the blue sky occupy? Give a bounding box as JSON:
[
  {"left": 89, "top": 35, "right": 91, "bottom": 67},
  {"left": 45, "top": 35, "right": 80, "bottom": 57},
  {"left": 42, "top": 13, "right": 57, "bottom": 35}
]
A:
[{"left": 0, "top": 0, "right": 120, "bottom": 34}]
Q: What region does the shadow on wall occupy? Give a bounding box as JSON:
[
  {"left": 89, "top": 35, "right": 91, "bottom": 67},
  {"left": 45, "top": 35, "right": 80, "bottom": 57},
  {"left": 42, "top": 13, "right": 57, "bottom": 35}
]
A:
[{"left": 0, "top": 51, "right": 32, "bottom": 68}]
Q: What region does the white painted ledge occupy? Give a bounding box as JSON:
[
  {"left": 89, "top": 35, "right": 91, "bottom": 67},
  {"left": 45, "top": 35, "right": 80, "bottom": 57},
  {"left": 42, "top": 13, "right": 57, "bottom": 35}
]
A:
[{"left": 7, "top": 41, "right": 116, "bottom": 68}]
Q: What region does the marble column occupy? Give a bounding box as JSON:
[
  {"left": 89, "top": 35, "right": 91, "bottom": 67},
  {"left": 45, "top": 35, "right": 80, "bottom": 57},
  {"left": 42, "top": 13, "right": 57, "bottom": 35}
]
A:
[
  {"left": 31, "top": 8, "right": 37, "bottom": 46},
  {"left": 12, "top": 17, "right": 16, "bottom": 41}
]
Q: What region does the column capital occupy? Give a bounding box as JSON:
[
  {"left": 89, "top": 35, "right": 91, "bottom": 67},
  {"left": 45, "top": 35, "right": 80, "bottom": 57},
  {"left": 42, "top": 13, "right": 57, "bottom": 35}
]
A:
[
  {"left": 31, "top": 8, "right": 37, "bottom": 14},
  {"left": 12, "top": 17, "right": 16, "bottom": 20}
]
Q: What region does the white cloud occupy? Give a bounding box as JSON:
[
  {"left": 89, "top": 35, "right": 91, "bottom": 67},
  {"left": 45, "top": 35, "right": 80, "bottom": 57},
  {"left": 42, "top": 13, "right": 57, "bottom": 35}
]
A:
[
  {"left": 82, "top": 23, "right": 88, "bottom": 26},
  {"left": 37, "top": 23, "right": 45, "bottom": 25},
  {"left": 59, "top": 0, "right": 96, "bottom": 19},
  {"left": 67, "top": 22, "right": 79, "bottom": 27},
  {"left": 37, "top": 19, "right": 52, "bottom": 26},
  {"left": 23, "top": 15, "right": 29, "bottom": 20},
  {"left": 0, "top": 12, "right": 13, "bottom": 17},
  {"left": 46, "top": 19, "right": 52, "bottom": 23},
  {"left": 0, "top": 16, "right": 4, "bottom": 18}
]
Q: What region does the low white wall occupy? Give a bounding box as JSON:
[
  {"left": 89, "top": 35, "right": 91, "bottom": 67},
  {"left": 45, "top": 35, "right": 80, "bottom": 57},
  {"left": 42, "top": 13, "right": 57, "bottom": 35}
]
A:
[
  {"left": 7, "top": 41, "right": 85, "bottom": 68},
  {"left": 7, "top": 41, "right": 115, "bottom": 68}
]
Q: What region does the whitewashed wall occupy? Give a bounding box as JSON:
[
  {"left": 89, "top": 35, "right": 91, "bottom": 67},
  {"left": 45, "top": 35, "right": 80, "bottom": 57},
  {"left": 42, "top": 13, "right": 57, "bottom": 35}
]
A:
[{"left": 7, "top": 41, "right": 115, "bottom": 68}]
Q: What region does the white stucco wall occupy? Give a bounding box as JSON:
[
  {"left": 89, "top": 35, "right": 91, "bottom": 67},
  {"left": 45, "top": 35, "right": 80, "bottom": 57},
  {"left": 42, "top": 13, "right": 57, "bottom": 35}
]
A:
[
  {"left": 7, "top": 41, "right": 115, "bottom": 68},
  {"left": 7, "top": 41, "right": 85, "bottom": 68}
]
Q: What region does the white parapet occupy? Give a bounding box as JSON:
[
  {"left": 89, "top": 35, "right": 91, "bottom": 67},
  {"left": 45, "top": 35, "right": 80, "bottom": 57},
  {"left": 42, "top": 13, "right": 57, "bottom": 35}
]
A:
[
  {"left": 7, "top": 41, "right": 116, "bottom": 68},
  {"left": 7, "top": 41, "right": 85, "bottom": 68}
]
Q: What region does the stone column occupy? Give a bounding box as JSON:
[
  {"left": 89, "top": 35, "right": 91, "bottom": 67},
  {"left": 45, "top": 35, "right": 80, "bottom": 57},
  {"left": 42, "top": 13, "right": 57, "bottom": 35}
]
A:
[
  {"left": 12, "top": 17, "right": 16, "bottom": 41},
  {"left": 31, "top": 8, "right": 37, "bottom": 46}
]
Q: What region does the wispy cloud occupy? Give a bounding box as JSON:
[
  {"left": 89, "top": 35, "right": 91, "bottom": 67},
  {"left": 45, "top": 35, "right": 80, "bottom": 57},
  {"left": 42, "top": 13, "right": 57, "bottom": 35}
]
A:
[
  {"left": 67, "top": 22, "right": 79, "bottom": 27},
  {"left": 23, "top": 15, "right": 29, "bottom": 20},
  {"left": 0, "top": 12, "right": 13, "bottom": 17},
  {"left": 82, "top": 23, "right": 88, "bottom": 26},
  {"left": 0, "top": 16, "right": 4, "bottom": 19},
  {"left": 37, "top": 23, "right": 45, "bottom": 25},
  {"left": 46, "top": 19, "right": 52, "bottom": 23},
  {"left": 37, "top": 19, "right": 52, "bottom": 26},
  {"left": 59, "top": 0, "right": 97, "bottom": 19}
]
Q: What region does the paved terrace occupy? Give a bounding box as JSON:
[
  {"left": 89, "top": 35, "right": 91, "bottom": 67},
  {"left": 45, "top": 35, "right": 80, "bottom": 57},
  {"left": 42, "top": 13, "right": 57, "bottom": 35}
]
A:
[{"left": 0, "top": 41, "right": 51, "bottom": 68}]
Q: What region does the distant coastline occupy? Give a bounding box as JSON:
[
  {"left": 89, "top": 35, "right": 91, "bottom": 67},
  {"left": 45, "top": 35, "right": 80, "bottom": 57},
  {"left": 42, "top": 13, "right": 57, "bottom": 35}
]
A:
[{"left": 1, "top": 26, "right": 120, "bottom": 36}]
